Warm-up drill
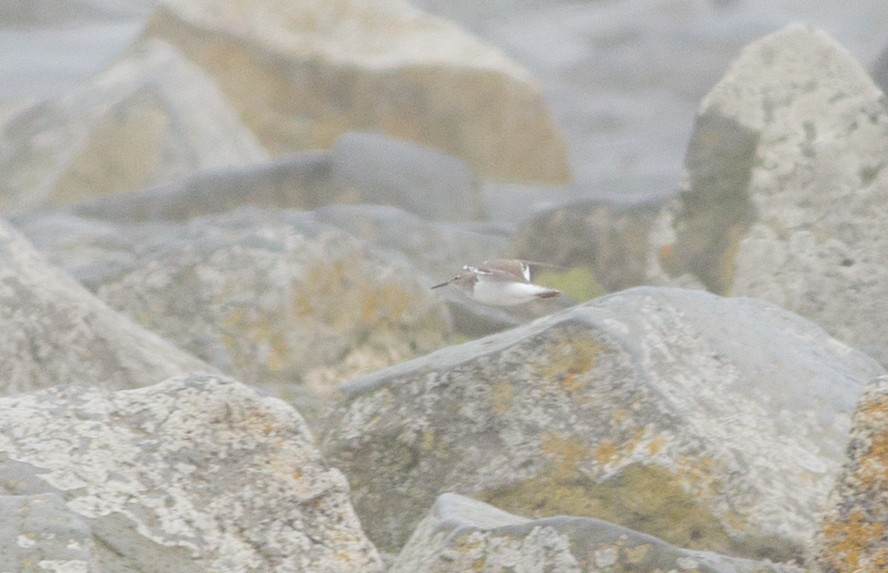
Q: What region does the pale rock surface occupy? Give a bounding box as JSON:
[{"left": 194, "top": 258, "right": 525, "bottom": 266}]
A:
[
  {"left": 320, "top": 287, "right": 883, "bottom": 561},
  {"left": 0, "top": 374, "right": 384, "bottom": 572},
  {"left": 0, "top": 217, "right": 207, "bottom": 396},
  {"left": 140, "top": 0, "right": 570, "bottom": 183},
  {"left": 0, "top": 38, "right": 266, "bottom": 211},
  {"left": 648, "top": 24, "right": 888, "bottom": 364},
  {"left": 15, "top": 207, "right": 453, "bottom": 402},
  {"left": 0, "top": 493, "right": 94, "bottom": 572},
  {"left": 390, "top": 493, "right": 804, "bottom": 573},
  {"left": 811, "top": 375, "right": 888, "bottom": 572}
]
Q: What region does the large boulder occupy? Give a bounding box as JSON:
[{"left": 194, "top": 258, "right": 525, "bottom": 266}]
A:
[
  {"left": 390, "top": 493, "right": 803, "bottom": 573},
  {"left": 320, "top": 287, "right": 883, "bottom": 561},
  {"left": 811, "top": 375, "right": 888, "bottom": 572},
  {"left": 648, "top": 24, "right": 888, "bottom": 364},
  {"left": 0, "top": 374, "right": 384, "bottom": 572},
  {"left": 139, "top": 0, "right": 570, "bottom": 184},
  {"left": 14, "top": 207, "right": 452, "bottom": 403},
  {"left": 0, "top": 217, "right": 207, "bottom": 396},
  {"left": 0, "top": 38, "right": 267, "bottom": 211}
]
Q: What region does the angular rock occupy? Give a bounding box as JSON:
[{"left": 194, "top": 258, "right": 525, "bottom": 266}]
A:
[
  {"left": 140, "top": 0, "right": 570, "bottom": 184},
  {"left": 811, "top": 375, "right": 888, "bottom": 572},
  {"left": 16, "top": 207, "right": 452, "bottom": 402},
  {"left": 0, "top": 374, "right": 384, "bottom": 572},
  {"left": 0, "top": 218, "right": 207, "bottom": 396},
  {"left": 391, "top": 493, "right": 804, "bottom": 573},
  {"left": 320, "top": 287, "right": 883, "bottom": 560},
  {"left": 648, "top": 24, "right": 888, "bottom": 364},
  {"left": 0, "top": 38, "right": 267, "bottom": 211},
  {"left": 0, "top": 493, "right": 94, "bottom": 572}
]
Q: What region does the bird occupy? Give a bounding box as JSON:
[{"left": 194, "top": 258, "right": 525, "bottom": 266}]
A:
[{"left": 431, "top": 259, "right": 561, "bottom": 306}]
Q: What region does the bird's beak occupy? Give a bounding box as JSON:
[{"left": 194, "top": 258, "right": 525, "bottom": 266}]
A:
[{"left": 431, "top": 280, "right": 450, "bottom": 289}]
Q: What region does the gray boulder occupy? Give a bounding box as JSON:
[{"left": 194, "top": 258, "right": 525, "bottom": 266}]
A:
[
  {"left": 331, "top": 132, "right": 484, "bottom": 221},
  {"left": 391, "top": 493, "right": 804, "bottom": 573},
  {"left": 16, "top": 207, "right": 452, "bottom": 403},
  {"left": 648, "top": 24, "right": 888, "bottom": 364},
  {"left": 61, "top": 130, "right": 485, "bottom": 223},
  {"left": 0, "top": 217, "right": 207, "bottom": 396},
  {"left": 320, "top": 287, "right": 883, "bottom": 560},
  {"left": 0, "top": 374, "right": 384, "bottom": 572}
]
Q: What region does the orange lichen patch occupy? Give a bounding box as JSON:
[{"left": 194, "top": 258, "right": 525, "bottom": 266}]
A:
[
  {"left": 658, "top": 243, "right": 680, "bottom": 276},
  {"left": 291, "top": 469, "right": 302, "bottom": 480},
  {"left": 491, "top": 380, "right": 515, "bottom": 415},
  {"left": 534, "top": 327, "right": 603, "bottom": 383},
  {"left": 595, "top": 440, "right": 618, "bottom": 464},
  {"left": 421, "top": 428, "right": 436, "bottom": 453},
  {"left": 858, "top": 428, "right": 888, "bottom": 488},
  {"left": 819, "top": 511, "right": 888, "bottom": 572},
  {"left": 540, "top": 434, "right": 589, "bottom": 474},
  {"left": 646, "top": 434, "right": 668, "bottom": 456},
  {"left": 559, "top": 372, "right": 581, "bottom": 394}
]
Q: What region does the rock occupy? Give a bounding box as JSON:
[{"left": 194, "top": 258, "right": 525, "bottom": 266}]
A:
[
  {"left": 0, "top": 217, "right": 207, "bottom": 396},
  {"left": 871, "top": 41, "right": 888, "bottom": 95},
  {"left": 0, "top": 38, "right": 267, "bottom": 211},
  {"left": 64, "top": 151, "right": 334, "bottom": 223},
  {"left": 15, "top": 207, "right": 452, "bottom": 403},
  {"left": 58, "top": 131, "right": 484, "bottom": 223},
  {"left": 331, "top": 132, "right": 484, "bottom": 221},
  {"left": 319, "top": 287, "right": 883, "bottom": 559},
  {"left": 390, "top": 493, "right": 804, "bottom": 573},
  {"left": 0, "top": 374, "right": 384, "bottom": 572},
  {"left": 811, "top": 375, "right": 888, "bottom": 572},
  {"left": 648, "top": 24, "right": 888, "bottom": 364},
  {"left": 312, "top": 204, "right": 531, "bottom": 338},
  {"left": 510, "top": 199, "right": 664, "bottom": 297},
  {"left": 140, "top": 0, "right": 570, "bottom": 184},
  {"left": 0, "top": 493, "right": 94, "bottom": 572}
]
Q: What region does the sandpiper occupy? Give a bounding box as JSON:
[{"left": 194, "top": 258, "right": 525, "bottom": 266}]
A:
[{"left": 431, "top": 259, "right": 561, "bottom": 306}]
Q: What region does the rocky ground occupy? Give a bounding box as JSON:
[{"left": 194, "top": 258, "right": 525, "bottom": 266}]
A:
[{"left": 1, "top": 1, "right": 888, "bottom": 571}]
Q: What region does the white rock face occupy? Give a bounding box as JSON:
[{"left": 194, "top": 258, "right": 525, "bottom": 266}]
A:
[
  {"left": 648, "top": 24, "right": 888, "bottom": 364},
  {"left": 0, "top": 374, "right": 384, "bottom": 572}
]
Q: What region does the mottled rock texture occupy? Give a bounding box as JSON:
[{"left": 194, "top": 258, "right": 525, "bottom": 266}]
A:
[
  {"left": 321, "top": 287, "right": 882, "bottom": 560},
  {"left": 0, "top": 38, "right": 266, "bottom": 211},
  {"left": 16, "top": 207, "right": 452, "bottom": 401},
  {"left": 812, "top": 375, "right": 888, "bottom": 572},
  {"left": 648, "top": 24, "right": 888, "bottom": 364},
  {"left": 0, "top": 493, "right": 93, "bottom": 572},
  {"left": 391, "top": 493, "right": 804, "bottom": 573},
  {"left": 0, "top": 374, "right": 383, "bottom": 572},
  {"left": 140, "top": 0, "right": 570, "bottom": 183},
  {"left": 0, "top": 218, "right": 207, "bottom": 396}
]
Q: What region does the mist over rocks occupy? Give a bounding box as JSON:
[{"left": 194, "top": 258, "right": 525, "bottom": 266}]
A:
[{"left": 2, "top": 4, "right": 888, "bottom": 571}]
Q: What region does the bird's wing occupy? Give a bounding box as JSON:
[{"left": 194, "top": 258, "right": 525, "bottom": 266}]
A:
[{"left": 476, "top": 259, "right": 531, "bottom": 282}]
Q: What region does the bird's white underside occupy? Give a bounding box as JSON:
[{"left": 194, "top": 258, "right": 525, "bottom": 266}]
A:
[{"left": 471, "top": 278, "right": 554, "bottom": 306}]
